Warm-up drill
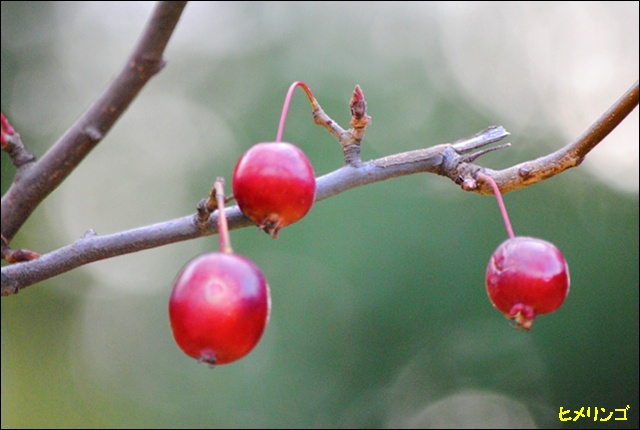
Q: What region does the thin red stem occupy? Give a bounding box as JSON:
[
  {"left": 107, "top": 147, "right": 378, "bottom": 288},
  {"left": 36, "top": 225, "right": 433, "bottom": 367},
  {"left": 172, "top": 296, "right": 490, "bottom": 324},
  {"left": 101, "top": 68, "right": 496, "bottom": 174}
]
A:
[
  {"left": 214, "top": 178, "right": 233, "bottom": 254},
  {"left": 479, "top": 173, "right": 515, "bottom": 239},
  {"left": 276, "top": 81, "right": 316, "bottom": 142}
]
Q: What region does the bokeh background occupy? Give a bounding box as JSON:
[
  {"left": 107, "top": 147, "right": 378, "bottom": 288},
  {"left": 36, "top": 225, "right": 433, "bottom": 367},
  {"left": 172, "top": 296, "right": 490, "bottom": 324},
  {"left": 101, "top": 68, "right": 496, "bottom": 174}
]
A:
[{"left": 2, "top": 2, "right": 638, "bottom": 428}]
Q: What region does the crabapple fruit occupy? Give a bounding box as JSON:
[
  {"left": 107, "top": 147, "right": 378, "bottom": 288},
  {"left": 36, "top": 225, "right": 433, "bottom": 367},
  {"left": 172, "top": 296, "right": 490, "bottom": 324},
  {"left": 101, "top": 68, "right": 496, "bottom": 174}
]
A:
[
  {"left": 232, "top": 141, "right": 316, "bottom": 237},
  {"left": 169, "top": 178, "right": 270, "bottom": 366},
  {"left": 169, "top": 251, "right": 270, "bottom": 366},
  {"left": 486, "top": 236, "right": 570, "bottom": 330},
  {"left": 479, "top": 173, "right": 570, "bottom": 330},
  {"left": 232, "top": 81, "right": 318, "bottom": 238}
]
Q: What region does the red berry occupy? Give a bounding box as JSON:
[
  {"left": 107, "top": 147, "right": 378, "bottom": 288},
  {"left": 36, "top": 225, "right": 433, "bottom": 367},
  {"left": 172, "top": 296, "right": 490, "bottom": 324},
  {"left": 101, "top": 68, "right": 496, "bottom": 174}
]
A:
[
  {"left": 232, "top": 142, "right": 316, "bottom": 237},
  {"left": 169, "top": 252, "right": 270, "bottom": 365},
  {"left": 485, "top": 236, "right": 570, "bottom": 330}
]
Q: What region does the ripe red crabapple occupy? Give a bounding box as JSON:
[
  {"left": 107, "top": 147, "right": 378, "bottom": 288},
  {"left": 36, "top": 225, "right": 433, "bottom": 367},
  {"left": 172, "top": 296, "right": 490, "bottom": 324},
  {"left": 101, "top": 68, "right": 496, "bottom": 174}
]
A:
[
  {"left": 169, "top": 179, "right": 270, "bottom": 365},
  {"left": 232, "top": 81, "right": 317, "bottom": 237},
  {"left": 233, "top": 141, "right": 316, "bottom": 237},
  {"left": 479, "top": 173, "right": 570, "bottom": 330},
  {"left": 169, "top": 252, "right": 270, "bottom": 365},
  {"left": 486, "top": 236, "right": 570, "bottom": 330}
]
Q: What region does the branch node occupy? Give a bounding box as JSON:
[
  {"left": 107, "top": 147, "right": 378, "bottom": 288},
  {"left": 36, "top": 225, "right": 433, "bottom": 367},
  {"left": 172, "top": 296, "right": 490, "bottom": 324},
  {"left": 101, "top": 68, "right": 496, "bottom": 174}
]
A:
[
  {"left": 518, "top": 166, "right": 532, "bottom": 179},
  {"left": 196, "top": 198, "right": 210, "bottom": 225},
  {"left": 309, "top": 85, "right": 370, "bottom": 166},
  {"left": 1, "top": 112, "right": 37, "bottom": 168},
  {"left": 341, "top": 141, "right": 362, "bottom": 167},
  {"left": 82, "top": 229, "right": 97, "bottom": 239},
  {"left": 2, "top": 245, "right": 41, "bottom": 264},
  {"left": 84, "top": 125, "right": 104, "bottom": 143},
  {"left": 461, "top": 177, "right": 478, "bottom": 191},
  {"left": 196, "top": 181, "right": 234, "bottom": 230}
]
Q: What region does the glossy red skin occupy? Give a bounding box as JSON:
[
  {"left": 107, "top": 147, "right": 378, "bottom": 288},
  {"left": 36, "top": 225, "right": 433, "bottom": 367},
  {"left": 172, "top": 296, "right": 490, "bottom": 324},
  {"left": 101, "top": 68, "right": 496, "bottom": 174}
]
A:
[
  {"left": 232, "top": 142, "right": 316, "bottom": 236},
  {"left": 169, "top": 253, "right": 270, "bottom": 365},
  {"left": 486, "top": 236, "right": 570, "bottom": 329}
]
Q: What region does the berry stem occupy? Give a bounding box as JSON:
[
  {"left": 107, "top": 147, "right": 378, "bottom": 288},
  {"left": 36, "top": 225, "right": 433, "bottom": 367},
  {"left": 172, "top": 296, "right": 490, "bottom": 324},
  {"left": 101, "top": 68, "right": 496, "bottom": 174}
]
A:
[
  {"left": 276, "top": 81, "right": 317, "bottom": 142},
  {"left": 214, "top": 178, "right": 233, "bottom": 254},
  {"left": 479, "top": 173, "right": 515, "bottom": 239}
]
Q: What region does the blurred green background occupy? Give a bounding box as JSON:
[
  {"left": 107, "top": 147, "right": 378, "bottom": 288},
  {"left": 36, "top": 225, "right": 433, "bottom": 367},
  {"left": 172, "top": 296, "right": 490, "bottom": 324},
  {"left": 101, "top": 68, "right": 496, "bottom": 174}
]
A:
[{"left": 2, "top": 2, "right": 638, "bottom": 428}]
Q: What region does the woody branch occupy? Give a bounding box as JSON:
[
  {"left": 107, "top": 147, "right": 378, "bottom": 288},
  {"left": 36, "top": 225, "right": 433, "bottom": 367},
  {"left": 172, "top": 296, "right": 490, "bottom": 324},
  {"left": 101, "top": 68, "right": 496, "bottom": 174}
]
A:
[
  {"left": 0, "top": 1, "right": 187, "bottom": 249},
  {"left": 1, "top": 2, "right": 638, "bottom": 295}
]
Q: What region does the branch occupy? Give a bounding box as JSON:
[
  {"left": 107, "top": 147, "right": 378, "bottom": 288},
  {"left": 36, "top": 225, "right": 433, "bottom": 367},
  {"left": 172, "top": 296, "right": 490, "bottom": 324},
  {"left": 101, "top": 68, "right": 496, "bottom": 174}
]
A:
[
  {"left": 2, "top": 79, "right": 638, "bottom": 295},
  {"left": 466, "top": 80, "right": 639, "bottom": 195},
  {"left": 1, "top": 126, "right": 509, "bottom": 294},
  {"left": 310, "top": 85, "right": 371, "bottom": 166},
  {"left": 1, "top": 13, "right": 636, "bottom": 296},
  {"left": 0, "top": 1, "right": 188, "bottom": 246},
  {"left": 2, "top": 72, "right": 638, "bottom": 295}
]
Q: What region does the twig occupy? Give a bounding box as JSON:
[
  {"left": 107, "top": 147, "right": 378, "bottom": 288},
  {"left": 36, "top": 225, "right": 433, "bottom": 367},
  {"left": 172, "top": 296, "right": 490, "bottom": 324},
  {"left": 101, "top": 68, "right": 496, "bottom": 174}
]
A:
[
  {"left": 0, "top": 1, "right": 187, "bottom": 247},
  {"left": 1, "top": 2, "right": 636, "bottom": 295},
  {"left": 467, "top": 80, "right": 639, "bottom": 194},
  {"left": 2, "top": 73, "right": 638, "bottom": 295},
  {"left": 311, "top": 85, "right": 371, "bottom": 166},
  {"left": 1, "top": 232, "right": 40, "bottom": 263},
  {"left": 1, "top": 126, "right": 507, "bottom": 294}
]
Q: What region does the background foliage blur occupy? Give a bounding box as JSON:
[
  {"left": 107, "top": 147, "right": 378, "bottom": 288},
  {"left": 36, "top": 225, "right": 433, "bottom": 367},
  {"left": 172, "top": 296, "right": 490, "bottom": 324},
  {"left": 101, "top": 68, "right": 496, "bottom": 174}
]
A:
[{"left": 1, "top": 2, "right": 638, "bottom": 428}]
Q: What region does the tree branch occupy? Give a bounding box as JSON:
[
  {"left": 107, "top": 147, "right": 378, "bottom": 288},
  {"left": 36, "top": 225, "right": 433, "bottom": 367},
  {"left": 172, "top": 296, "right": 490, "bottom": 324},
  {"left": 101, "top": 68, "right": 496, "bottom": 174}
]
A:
[
  {"left": 1, "top": 127, "right": 510, "bottom": 295},
  {"left": 2, "top": 74, "right": 638, "bottom": 295},
  {"left": 0, "top": 1, "right": 187, "bottom": 246},
  {"left": 1, "top": 3, "right": 637, "bottom": 296},
  {"left": 465, "top": 80, "right": 639, "bottom": 195}
]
